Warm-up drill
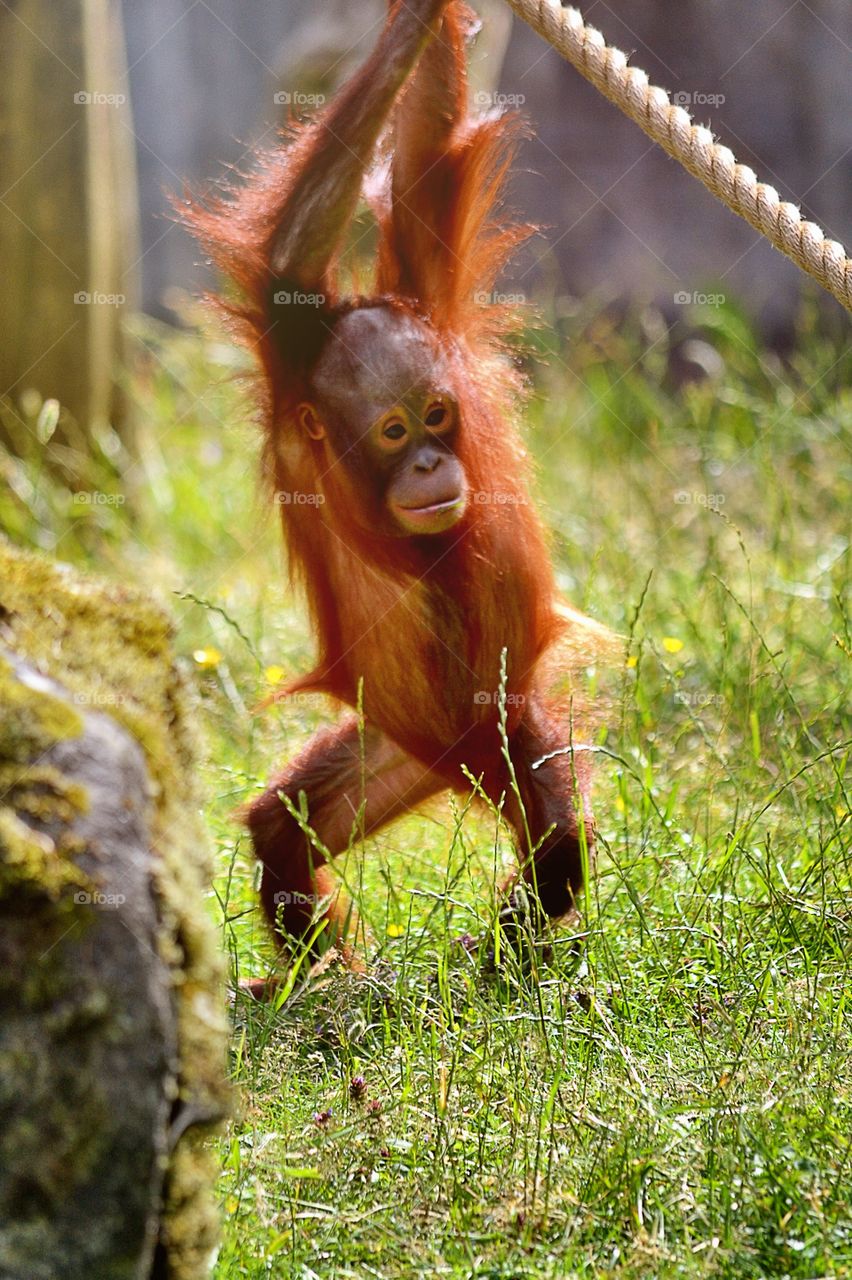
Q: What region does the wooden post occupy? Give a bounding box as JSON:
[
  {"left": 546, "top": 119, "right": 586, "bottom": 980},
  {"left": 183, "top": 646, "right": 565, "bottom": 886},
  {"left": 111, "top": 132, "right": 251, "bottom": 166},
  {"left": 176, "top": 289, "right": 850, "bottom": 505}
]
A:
[{"left": 0, "top": 0, "right": 139, "bottom": 449}]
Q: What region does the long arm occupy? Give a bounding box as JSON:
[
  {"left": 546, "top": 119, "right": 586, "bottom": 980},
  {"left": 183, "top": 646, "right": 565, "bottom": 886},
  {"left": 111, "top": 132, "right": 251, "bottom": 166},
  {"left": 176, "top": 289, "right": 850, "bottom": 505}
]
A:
[
  {"left": 381, "top": 2, "right": 471, "bottom": 300},
  {"left": 270, "top": 0, "right": 451, "bottom": 289},
  {"left": 391, "top": 2, "right": 470, "bottom": 206},
  {"left": 376, "top": 1, "right": 527, "bottom": 337}
]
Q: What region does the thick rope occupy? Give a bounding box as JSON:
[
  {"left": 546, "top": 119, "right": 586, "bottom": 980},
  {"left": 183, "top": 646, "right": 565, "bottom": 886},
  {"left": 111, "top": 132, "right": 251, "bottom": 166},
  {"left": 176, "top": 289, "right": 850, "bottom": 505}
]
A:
[{"left": 504, "top": 0, "right": 852, "bottom": 313}]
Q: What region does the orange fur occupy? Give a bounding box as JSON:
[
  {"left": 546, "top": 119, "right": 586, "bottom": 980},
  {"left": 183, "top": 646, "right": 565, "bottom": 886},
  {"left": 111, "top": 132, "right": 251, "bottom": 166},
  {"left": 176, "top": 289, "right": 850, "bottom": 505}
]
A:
[
  {"left": 184, "top": 0, "right": 610, "bottom": 958},
  {"left": 184, "top": 4, "right": 564, "bottom": 767}
]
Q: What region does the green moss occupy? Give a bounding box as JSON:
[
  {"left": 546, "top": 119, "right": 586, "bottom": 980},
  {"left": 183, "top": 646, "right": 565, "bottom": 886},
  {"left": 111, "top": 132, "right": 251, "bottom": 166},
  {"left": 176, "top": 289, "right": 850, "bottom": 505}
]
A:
[
  {"left": 0, "top": 808, "right": 89, "bottom": 901},
  {"left": 0, "top": 539, "right": 228, "bottom": 1275},
  {"left": 0, "top": 763, "right": 88, "bottom": 821},
  {"left": 0, "top": 655, "right": 83, "bottom": 760},
  {"left": 0, "top": 660, "right": 91, "bottom": 901}
]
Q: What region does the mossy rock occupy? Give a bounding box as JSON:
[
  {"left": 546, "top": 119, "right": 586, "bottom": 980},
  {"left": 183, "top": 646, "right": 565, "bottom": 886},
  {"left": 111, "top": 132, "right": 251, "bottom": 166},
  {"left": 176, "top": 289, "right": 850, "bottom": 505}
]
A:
[{"left": 0, "top": 540, "right": 228, "bottom": 1280}]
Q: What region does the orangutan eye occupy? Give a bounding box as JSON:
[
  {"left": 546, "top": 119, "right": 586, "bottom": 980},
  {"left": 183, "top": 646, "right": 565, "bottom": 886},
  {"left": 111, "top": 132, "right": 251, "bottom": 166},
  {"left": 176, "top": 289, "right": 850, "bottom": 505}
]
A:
[
  {"left": 382, "top": 420, "right": 407, "bottom": 441},
  {"left": 424, "top": 402, "right": 449, "bottom": 428}
]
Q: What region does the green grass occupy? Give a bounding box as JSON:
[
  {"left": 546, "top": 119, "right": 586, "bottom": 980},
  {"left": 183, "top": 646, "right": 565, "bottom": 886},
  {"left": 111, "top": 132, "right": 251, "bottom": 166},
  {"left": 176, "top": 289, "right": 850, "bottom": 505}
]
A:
[{"left": 2, "top": 295, "right": 851, "bottom": 1278}]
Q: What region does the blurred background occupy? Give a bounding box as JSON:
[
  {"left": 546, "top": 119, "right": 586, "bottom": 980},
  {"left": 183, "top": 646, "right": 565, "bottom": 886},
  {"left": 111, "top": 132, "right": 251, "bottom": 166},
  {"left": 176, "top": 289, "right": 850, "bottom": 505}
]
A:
[
  {"left": 2, "top": 17, "right": 850, "bottom": 1268},
  {"left": 1, "top": 0, "right": 850, "bottom": 449}
]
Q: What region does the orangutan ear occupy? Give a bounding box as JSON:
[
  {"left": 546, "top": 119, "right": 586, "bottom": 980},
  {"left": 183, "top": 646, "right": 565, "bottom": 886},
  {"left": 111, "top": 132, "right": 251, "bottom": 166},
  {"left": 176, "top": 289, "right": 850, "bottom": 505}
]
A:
[{"left": 297, "top": 402, "right": 326, "bottom": 440}]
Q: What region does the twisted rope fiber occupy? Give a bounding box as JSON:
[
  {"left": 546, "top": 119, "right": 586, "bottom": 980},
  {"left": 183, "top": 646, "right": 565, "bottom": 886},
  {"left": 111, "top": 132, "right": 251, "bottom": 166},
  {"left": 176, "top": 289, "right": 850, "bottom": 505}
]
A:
[{"left": 504, "top": 0, "right": 852, "bottom": 313}]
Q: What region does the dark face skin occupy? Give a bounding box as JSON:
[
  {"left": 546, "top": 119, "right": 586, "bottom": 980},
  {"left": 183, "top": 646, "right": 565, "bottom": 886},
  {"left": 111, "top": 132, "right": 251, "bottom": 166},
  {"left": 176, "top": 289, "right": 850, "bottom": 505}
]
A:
[{"left": 301, "top": 305, "right": 468, "bottom": 535}]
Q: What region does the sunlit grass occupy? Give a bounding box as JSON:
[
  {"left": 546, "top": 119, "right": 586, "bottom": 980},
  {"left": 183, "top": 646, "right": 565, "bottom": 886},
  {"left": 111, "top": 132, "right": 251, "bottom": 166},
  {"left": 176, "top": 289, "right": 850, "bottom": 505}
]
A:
[{"left": 1, "top": 296, "right": 850, "bottom": 1277}]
